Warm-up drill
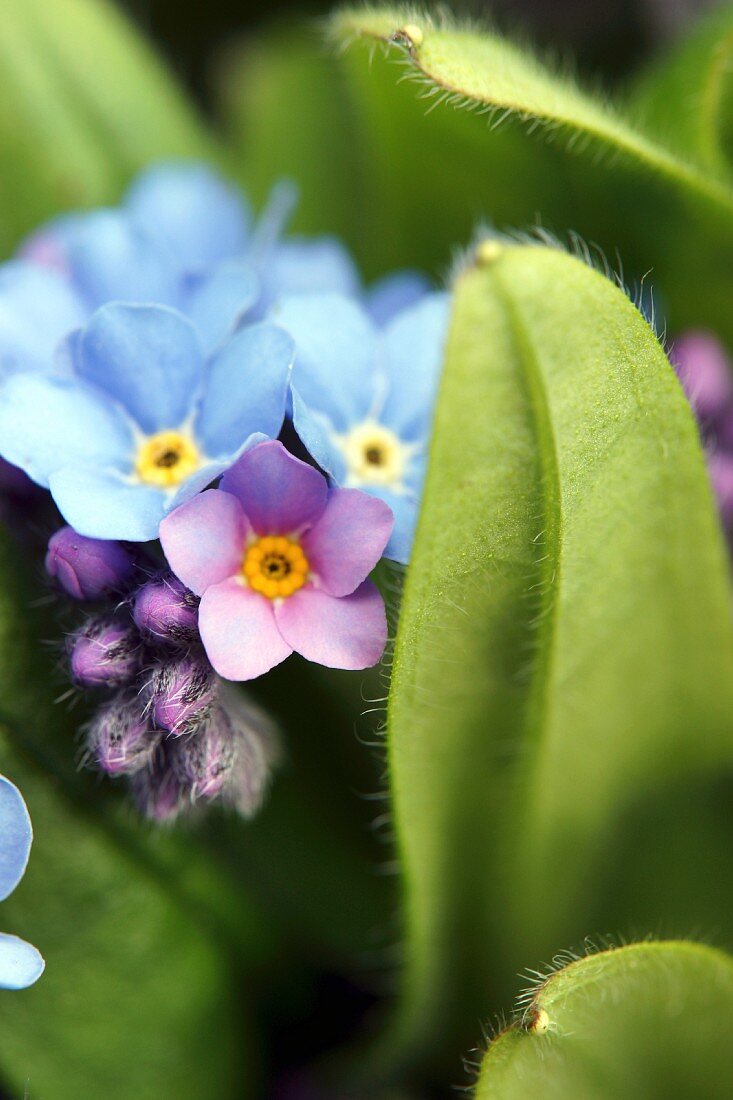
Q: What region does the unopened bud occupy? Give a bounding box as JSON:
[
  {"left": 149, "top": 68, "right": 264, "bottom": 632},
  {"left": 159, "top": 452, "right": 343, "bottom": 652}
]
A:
[
  {"left": 147, "top": 654, "right": 216, "bottom": 735},
  {"left": 169, "top": 705, "right": 237, "bottom": 800},
  {"left": 87, "top": 690, "right": 159, "bottom": 775},
  {"left": 46, "top": 526, "right": 136, "bottom": 600},
  {"left": 69, "top": 615, "right": 140, "bottom": 688},
  {"left": 217, "top": 686, "right": 279, "bottom": 817},
  {"left": 671, "top": 332, "right": 733, "bottom": 426},
  {"left": 131, "top": 749, "right": 186, "bottom": 823},
  {"left": 132, "top": 574, "right": 199, "bottom": 645}
]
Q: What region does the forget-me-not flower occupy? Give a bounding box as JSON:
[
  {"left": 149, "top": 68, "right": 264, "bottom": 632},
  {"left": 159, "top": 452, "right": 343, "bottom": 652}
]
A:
[
  {"left": 160, "top": 441, "right": 392, "bottom": 681},
  {"left": 0, "top": 775, "right": 44, "bottom": 990},
  {"left": 0, "top": 302, "right": 293, "bottom": 540},
  {"left": 274, "top": 291, "right": 450, "bottom": 564}
]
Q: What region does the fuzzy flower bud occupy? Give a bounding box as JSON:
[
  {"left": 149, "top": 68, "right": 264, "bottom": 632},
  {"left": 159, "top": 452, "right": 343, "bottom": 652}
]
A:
[
  {"left": 131, "top": 749, "right": 186, "bottom": 823},
  {"left": 132, "top": 574, "right": 199, "bottom": 646},
  {"left": 671, "top": 332, "right": 733, "bottom": 427},
  {"left": 69, "top": 615, "right": 140, "bottom": 688},
  {"left": 46, "top": 526, "right": 135, "bottom": 601},
  {"left": 172, "top": 686, "right": 279, "bottom": 815},
  {"left": 87, "top": 691, "right": 159, "bottom": 775},
  {"left": 147, "top": 654, "right": 216, "bottom": 735}
]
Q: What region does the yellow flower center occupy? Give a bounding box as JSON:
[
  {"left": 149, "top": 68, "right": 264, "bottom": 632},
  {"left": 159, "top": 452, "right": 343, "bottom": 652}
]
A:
[
  {"left": 340, "top": 421, "right": 408, "bottom": 486},
  {"left": 135, "top": 431, "right": 201, "bottom": 488},
  {"left": 242, "top": 536, "right": 310, "bottom": 599}
]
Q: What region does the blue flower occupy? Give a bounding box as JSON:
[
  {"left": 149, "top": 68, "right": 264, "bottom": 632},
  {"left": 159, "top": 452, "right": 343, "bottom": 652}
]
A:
[
  {"left": 0, "top": 775, "right": 44, "bottom": 990},
  {"left": 0, "top": 303, "right": 293, "bottom": 540},
  {"left": 1, "top": 163, "right": 360, "bottom": 380},
  {"left": 273, "top": 291, "right": 450, "bottom": 564}
]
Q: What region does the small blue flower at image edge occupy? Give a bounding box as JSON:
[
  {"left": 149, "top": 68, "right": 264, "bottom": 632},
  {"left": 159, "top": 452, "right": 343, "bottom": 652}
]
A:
[
  {"left": 0, "top": 303, "right": 294, "bottom": 540},
  {"left": 0, "top": 775, "right": 44, "bottom": 990},
  {"left": 273, "top": 291, "right": 451, "bottom": 564}
]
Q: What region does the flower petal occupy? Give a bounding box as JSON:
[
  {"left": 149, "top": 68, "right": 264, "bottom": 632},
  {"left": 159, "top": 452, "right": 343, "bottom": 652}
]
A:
[
  {"left": 125, "top": 161, "right": 251, "bottom": 272},
  {"left": 275, "top": 581, "right": 387, "bottom": 669},
  {"left": 257, "top": 237, "right": 360, "bottom": 315},
  {"left": 58, "top": 210, "right": 180, "bottom": 310},
  {"left": 48, "top": 466, "right": 166, "bottom": 542},
  {"left": 379, "top": 487, "right": 420, "bottom": 566},
  {"left": 0, "top": 776, "right": 32, "bottom": 902},
  {"left": 0, "top": 260, "right": 86, "bottom": 377},
  {"left": 379, "top": 292, "right": 450, "bottom": 439},
  {"left": 273, "top": 294, "right": 378, "bottom": 430},
  {"left": 302, "top": 489, "right": 393, "bottom": 597},
  {"left": 0, "top": 374, "right": 133, "bottom": 487},
  {"left": 196, "top": 322, "right": 293, "bottom": 455},
  {"left": 0, "top": 933, "right": 45, "bottom": 990},
  {"left": 160, "top": 489, "right": 250, "bottom": 596},
  {"left": 184, "top": 263, "right": 259, "bottom": 354},
  {"left": 366, "top": 269, "right": 431, "bottom": 326},
  {"left": 199, "top": 579, "right": 292, "bottom": 680},
  {"left": 77, "top": 303, "right": 204, "bottom": 434},
  {"left": 290, "top": 388, "right": 348, "bottom": 483},
  {"left": 220, "top": 440, "right": 327, "bottom": 535}
]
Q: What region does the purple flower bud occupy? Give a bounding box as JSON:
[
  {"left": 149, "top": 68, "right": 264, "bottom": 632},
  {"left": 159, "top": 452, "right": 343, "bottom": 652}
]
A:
[
  {"left": 671, "top": 332, "right": 733, "bottom": 426},
  {"left": 132, "top": 574, "right": 199, "bottom": 645},
  {"left": 131, "top": 749, "right": 186, "bottom": 823},
  {"left": 168, "top": 687, "right": 277, "bottom": 813},
  {"left": 87, "top": 691, "right": 159, "bottom": 775},
  {"left": 46, "top": 526, "right": 136, "bottom": 601},
  {"left": 147, "top": 654, "right": 216, "bottom": 735},
  {"left": 69, "top": 615, "right": 140, "bottom": 688}
]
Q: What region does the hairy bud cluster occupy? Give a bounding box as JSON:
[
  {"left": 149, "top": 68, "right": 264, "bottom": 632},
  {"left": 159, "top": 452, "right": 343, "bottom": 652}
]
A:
[{"left": 48, "top": 525, "right": 278, "bottom": 823}]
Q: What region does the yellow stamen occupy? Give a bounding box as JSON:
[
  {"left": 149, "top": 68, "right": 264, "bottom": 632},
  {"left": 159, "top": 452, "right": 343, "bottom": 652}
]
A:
[
  {"left": 135, "top": 431, "right": 201, "bottom": 488},
  {"left": 339, "top": 420, "right": 410, "bottom": 487},
  {"left": 242, "top": 536, "right": 310, "bottom": 599}
]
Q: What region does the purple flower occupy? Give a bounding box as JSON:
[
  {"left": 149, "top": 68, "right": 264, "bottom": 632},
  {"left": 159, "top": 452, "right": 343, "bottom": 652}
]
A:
[
  {"left": 159, "top": 441, "right": 392, "bottom": 681},
  {"left": 0, "top": 775, "right": 44, "bottom": 989},
  {"left": 133, "top": 573, "right": 199, "bottom": 645},
  {"left": 68, "top": 615, "right": 140, "bottom": 688},
  {"left": 671, "top": 331, "right": 733, "bottom": 427},
  {"left": 45, "top": 526, "right": 136, "bottom": 600}
]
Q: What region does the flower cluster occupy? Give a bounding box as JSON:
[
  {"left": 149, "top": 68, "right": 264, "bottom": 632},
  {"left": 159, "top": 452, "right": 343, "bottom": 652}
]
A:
[
  {"left": 672, "top": 332, "right": 733, "bottom": 535},
  {"left": 0, "top": 160, "right": 449, "bottom": 822}
]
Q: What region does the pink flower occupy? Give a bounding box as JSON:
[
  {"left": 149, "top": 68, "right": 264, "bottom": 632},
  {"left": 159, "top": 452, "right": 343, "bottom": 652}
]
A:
[{"left": 159, "top": 441, "right": 392, "bottom": 680}]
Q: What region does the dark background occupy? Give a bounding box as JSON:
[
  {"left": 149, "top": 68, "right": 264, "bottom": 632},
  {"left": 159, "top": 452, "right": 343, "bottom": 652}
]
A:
[{"left": 120, "top": 0, "right": 717, "bottom": 103}]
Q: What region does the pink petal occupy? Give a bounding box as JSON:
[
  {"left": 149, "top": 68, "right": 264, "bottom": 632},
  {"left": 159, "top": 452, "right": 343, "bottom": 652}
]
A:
[
  {"left": 302, "top": 488, "right": 393, "bottom": 597},
  {"left": 160, "top": 489, "right": 249, "bottom": 596},
  {"left": 220, "top": 440, "right": 327, "bottom": 535},
  {"left": 199, "top": 578, "right": 292, "bottom": 680},
  {"left": 275, "top": 580, "right": 387, "bottom": 670}
]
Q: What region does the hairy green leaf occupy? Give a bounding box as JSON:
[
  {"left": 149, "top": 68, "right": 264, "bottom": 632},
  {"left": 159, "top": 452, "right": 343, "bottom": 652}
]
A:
[
  {"left": 327, "top": 7, "right": 733, "bottom": 342},
  {"left": 0, "top": 0, "right": 213, "bottom": 252},
  {"left": 372, "top": 242, "right": 733, "bottom": 1083},
  {"left": 632, "top": 4, "right": 733, "bottom": 177},
  {"left": 475, "top": 941, "right": 733, "bottom": 1099}
]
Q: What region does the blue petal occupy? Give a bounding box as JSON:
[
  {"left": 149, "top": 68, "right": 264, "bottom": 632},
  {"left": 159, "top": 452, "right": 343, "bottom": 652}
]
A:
[
  {"left": 77, "top": 304, "right": 204, "bottom": 434},
  {"left": 48, "top": 466, "right": 167, "bottom": 541},
  {"left": 195, "top": 322, "right": 293, "bottom": 455},
  {"left": 0, "top": 261, "right": 86, "bottom": 378},
  {"left": 290, "top": 388, "right": 348, "bottom": 483},
  {"left": 273, "top": 294, "right": 378, "bottom": 431},
  {"left": 378, "top": 489, "right": 418, "bottom": 565},
  {"left": 379, "top": 292, "right": 451, "bottom": 440},
  {"left": 0, "top": 374, "right": 133, "bottom": 487},
  {"left": 57, "top": 210, "right": 181, "bottom": 310},
  {"left": 183, "top": 263, "right": 259, "bottom": 354},
  {"left": 125, "top": 161, "right": 251, "bottom": 272},
  {"left": 0, "top": 933, "right": 45, "bottom": 990},
  {"left": 257, "top": 237, "right": 361, "bottom": 316},
  {"left": 0, "top": 776, "right": 31, "bottom": 902},
  {"left": 366, "top": 269, "right": 432, "bottom": 327}
]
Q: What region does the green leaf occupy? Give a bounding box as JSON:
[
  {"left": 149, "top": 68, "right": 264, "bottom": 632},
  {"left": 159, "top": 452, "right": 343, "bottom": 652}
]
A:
[
  {"left": 632, "top": 4, "right": 733, "bottom": 177},
  {"left": 327, "top": 7, "right": 733, "bottom": 343},
  {"left": 0, "top": 0, "right": 214, "bottom": 252},
  {"left": 369, "top": 242, "right": 733, "bottom": 1083},
  {"left": 474, "top": 940, "right": 733, "bottom": 1099}
]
